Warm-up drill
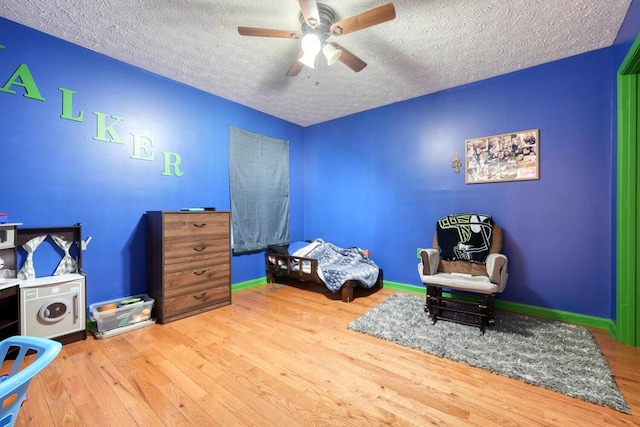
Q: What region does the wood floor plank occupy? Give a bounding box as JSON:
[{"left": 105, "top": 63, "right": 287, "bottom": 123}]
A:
[
  {"left": 14, "top": 363, "right": 55, "bottom": 426},
  {"left": 66, "top": 341, "right": 138, "bottom": 427},
  {"left": 10, "top": 284, "right": 640, "bottom": 426}
]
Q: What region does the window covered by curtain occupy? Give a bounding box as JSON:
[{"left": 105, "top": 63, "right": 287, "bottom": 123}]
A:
[{"left": 229, "top": 126, "right": 290, "bottom": 253}]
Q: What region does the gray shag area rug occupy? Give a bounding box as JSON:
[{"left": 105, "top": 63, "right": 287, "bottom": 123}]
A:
[{"left": 348, "top": 293, "right": 630, "bottom": 413}]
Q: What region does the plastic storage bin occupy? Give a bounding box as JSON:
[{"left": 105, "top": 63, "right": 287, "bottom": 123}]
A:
[{"left": 89, "top": 294, "right": 154, "bottom": 333}]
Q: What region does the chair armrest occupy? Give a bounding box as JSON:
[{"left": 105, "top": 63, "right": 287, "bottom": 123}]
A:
[
  {"left": 486, "top": 253, "right": 508, "bottom": 292},
  {"left": 419, "top": 249, "right": 440, "bottom": 276}
]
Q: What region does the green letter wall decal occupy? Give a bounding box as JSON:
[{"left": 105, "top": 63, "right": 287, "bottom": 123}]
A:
[
  {"left": 0, "top": 63, "right": 45, "bottom": 101},
  {"left": 59, "top": 87, "right": 84, "bottom": 122},
  {"left": 93, "top": 112, "right": 124, "bottom": 143},
  {"left": 131, "top": 132, "right": 155, "bottom": 161},
  {"left": 0, "top": 47, "right": 186, "bottom": 177},
  {"left": 162, "top": 151, "right": 183, "bottom": 177}
]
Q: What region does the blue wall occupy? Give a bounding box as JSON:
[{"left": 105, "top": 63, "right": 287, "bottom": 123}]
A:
[
  {"left": 2, "top": 10, "right": 639, "bottom": 320},
  {"left": 0, "top": 18, "right": 305, "bottom": 306},
  {"left": 303, "top": 48, "right": 615, "bottom": 318}
]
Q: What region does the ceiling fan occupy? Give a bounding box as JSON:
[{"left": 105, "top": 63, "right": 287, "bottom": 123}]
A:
[{"left": 238, "top": 1, "right": 396, "bottom": 76}]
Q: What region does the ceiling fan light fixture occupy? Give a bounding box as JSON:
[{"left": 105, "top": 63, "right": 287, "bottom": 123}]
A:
[
  {"left": 300, "top": 33, "right": 321, "bottom": 55},
  {"left": 238, "top": 2, "right": 395, "bottom": 77},
  {"left": 322, "top": 43, "right": 342, "bottom": 66},
  {"left": 298, "top": 51, "right": 317, "bottom": 69}
]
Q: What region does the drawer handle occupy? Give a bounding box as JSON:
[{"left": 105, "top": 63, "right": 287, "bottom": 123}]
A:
[
  {"left": 193, "top": 223, "right": 207, "bottom": 228},
  {"left": 193, "top": 269, "right": 206, "bottom": 275},
  {"left": 193, "top": 246, "right": 207, "bottom": 252},
  {"left": 193, "top": 292, "right": 207, "bottom": 300}
]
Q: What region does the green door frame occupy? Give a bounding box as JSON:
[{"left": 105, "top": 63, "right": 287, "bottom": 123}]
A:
[{"left": 617, "top": 34, "right": 640, "bottom": 346}]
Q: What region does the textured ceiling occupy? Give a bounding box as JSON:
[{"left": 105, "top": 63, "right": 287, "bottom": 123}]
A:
[{"left": 1, "top": 0, "right": 632, "bottom": 126}]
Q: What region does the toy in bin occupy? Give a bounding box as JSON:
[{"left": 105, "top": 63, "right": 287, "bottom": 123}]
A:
[{"left": 90, "top": 294, "right": 155, "bottom": 339}]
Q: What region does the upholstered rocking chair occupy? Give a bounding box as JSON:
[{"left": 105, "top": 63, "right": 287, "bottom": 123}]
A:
[{"left": 417, "top": 213, "right": 508, "bottom": 333}]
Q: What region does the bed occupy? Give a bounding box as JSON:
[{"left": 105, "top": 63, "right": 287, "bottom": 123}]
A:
[{"left": 265, "top": 238, "right": 383, "bottom": 302}]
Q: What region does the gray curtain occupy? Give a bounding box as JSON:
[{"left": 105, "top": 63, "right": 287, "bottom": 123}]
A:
[{"left": 229, "top": 126, "right": 290, "bottom": 253}]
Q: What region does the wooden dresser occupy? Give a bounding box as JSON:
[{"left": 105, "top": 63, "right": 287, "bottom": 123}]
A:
[{"left": 147, "top": 211, "right": 231, "bottom": 324}]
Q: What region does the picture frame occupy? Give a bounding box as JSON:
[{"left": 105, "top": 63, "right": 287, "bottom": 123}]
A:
[{"left": 465, "top": 129, "right": 539, "bottom": 184}]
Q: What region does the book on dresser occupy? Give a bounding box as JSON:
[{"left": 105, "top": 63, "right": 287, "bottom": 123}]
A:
[{"left": 146, "top": 210, "right": 231, "bottom": 324}]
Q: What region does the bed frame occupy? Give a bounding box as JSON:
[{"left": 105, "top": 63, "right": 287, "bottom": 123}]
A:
[{"left": 264, "top": 252, "right": 384, "bottom": 302}]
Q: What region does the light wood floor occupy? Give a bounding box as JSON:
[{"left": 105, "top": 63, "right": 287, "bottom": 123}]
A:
[{"left": 11, "top": 283, "right": 640, "bottom": 426}]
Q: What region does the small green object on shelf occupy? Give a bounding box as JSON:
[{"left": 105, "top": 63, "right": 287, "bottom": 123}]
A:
[{"left": 120, "top": 297, "right": 142, "bottom": 305}]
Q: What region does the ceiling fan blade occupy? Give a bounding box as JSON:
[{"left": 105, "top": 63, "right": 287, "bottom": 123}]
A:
[
  {"left": 330, "top": 42, "right": 367, "bottom": 72},
  {"left": 286, "top": 51, "right": 305, "bottom": 77},
  {"left": 298, "top": 0, "right": 320, "bottom": 28},
  {"left": 238, "top": 27, "right": 302, "bottom": 39},
  {"left": 330, "top": 3, "right": 396, "bottom": 36}
]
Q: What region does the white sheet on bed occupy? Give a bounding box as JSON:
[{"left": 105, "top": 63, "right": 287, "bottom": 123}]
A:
[
  {"left": 291, "top": 238, "right": 324, "bottom": 257},
  {"left": 289, "top": 240, "right": 325, "bottom": 282}
]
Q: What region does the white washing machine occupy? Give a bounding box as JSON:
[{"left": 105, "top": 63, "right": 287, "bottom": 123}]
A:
[{"left": 20, "top": 274, "right": 86, "bottom": 339}]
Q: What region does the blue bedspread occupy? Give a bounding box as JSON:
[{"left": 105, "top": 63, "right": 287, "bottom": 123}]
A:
[{"left": 305, "top": 242, "right": 380, "bottom": 293}]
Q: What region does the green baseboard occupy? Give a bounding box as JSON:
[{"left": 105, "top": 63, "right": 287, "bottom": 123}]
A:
[
  {"left": 230, "top": 278, "right": 421, "bottom": 294},
  {"left": 232, "top": 278, "right": 615, "bottom": 335},
  {"left": 384, "top": 281, "right": 425, "bottom": 295},
  {"left": 232, "top": 277, "right": 268, "bottom": 292},
  {"left": 495, "top": 300, "right": 615, "bottom": 332},
  {"left": 384, "top": 282, "right": 614, "bottom": 332}
]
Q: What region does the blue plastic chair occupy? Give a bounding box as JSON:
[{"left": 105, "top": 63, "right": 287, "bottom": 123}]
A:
[{"left": 0, "top": 336, "right": 62, "bottom": 427}]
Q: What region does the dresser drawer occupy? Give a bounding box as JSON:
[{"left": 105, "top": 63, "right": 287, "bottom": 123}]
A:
[
  {"left": 164, "top": 284, "right": 230, "bottom": 317},
  {"left": 163, "top": 214, "right": 229, "bottom": 239},
  {"left": 164, "top": 262, "right": 230, "bottom": 294},
  {"left": 163, "top": 239, "right": 229, "bottom": 263}
]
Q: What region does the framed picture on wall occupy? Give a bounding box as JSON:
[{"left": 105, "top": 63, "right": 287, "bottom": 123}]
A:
[{"left": 465, "top": 129, "right": 539, "bottom": 184}]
